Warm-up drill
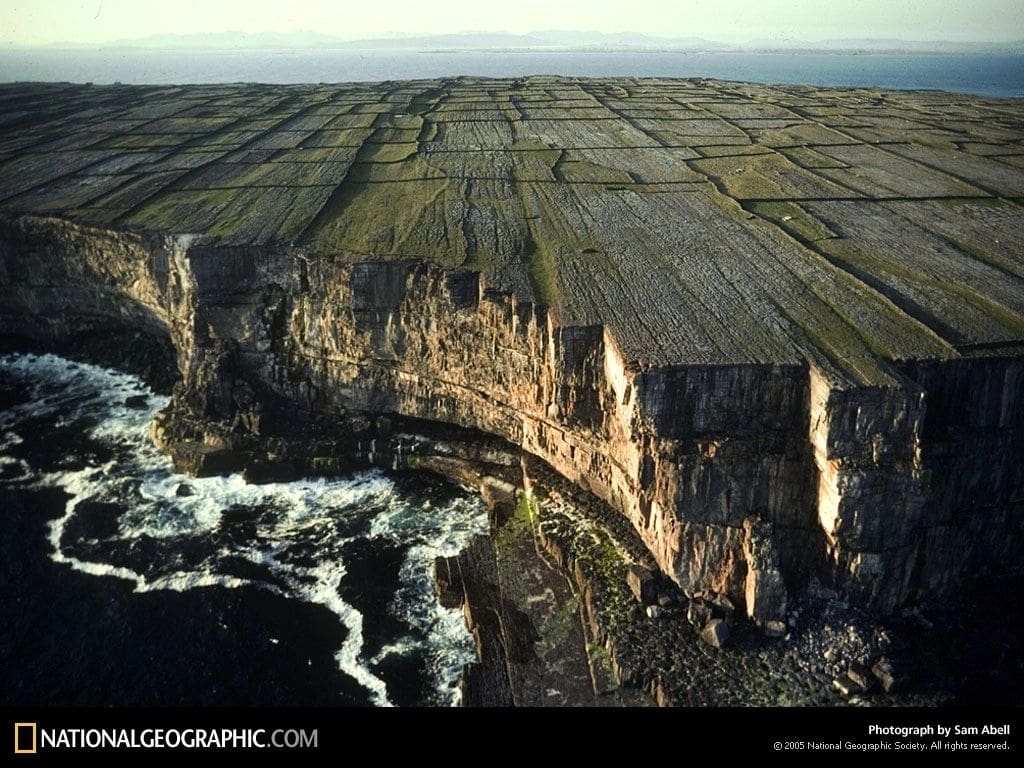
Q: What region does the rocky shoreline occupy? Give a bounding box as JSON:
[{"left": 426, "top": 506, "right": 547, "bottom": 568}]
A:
[
  {"left": 2, "top": 334, "right": 1020, "bottom": 705},
  {"left": 0, "top": 333, "right": 894, "bottom": 705},
  {"left": 436, "top": 459, "right": 1021, "bottom": 706}
]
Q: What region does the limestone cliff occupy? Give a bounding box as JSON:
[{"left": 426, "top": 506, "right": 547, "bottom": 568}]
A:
[
  {"left": 2, "top": 213, "right": 1021, "bottom": 618},
  {"left": 1, "top": 77, "right": 1023, "bottom": 621}
]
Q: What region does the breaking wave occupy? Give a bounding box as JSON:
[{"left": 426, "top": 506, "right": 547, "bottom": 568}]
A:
[{"left": 0, "top": 353, "right": 487, "bottom": 706}]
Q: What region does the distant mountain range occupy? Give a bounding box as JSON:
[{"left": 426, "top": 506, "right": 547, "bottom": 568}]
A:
[{"left": 16, "top": 30, "right": 1024, "bottom": 54}]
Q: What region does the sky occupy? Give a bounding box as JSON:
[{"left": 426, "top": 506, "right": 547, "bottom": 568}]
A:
[{"left": 1, "top": 0, "right": 1021, "bottom": 46}]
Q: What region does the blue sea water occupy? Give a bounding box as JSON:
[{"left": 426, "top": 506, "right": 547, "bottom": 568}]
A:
[{"left": 0, "top": 49, "right": 1020, "bottom": 97}]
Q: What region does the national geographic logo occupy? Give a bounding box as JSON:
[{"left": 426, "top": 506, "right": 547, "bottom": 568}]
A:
[
  {"left": 14, "top": 723, "right": 37, "bottom": 755},
  {"left": 10, "top": 722, "right": 317, "bottom": 752}
]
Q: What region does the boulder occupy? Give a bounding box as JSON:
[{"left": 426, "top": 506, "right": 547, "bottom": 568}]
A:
[
  {"left": 872, "top": 657, "right": 897, "bottom": 693},
  {"left": 687, "top": 599, "right": 713, "bottom": 628},
  {"left": 480, "top": 476, "right": 518, "bottom": 522},
  {"left": 701, "top": 618, "right": 730, "bottom": 648},
  {"left": 170, "top": 441, "right": 247, "bottom": 477},
  {"left": 743, "top": 516, "right": 788, "bottom": 630},
  {"left": 708, "top": 592, "right": 735, "bottom": 619},
  {"left": 847, "top": 662, "right": 874, "bottom": 690},
  {"left": 832, "top": 674, "right": 865, "bottom": 696},
  {"left": 432, "top": 556, "right": 465, "bottom": 609},
  {"left": 626, "top": 564, "right": 657, "bottom": 605},
  {"left": 244, "top": 460, "right": 300, "bottom": 484},
  {"left": 125, "top": 394, "right": 148, "bottom": 410},
  {"left": 764, "top": 619, "right": 787, "bottom": 637}
]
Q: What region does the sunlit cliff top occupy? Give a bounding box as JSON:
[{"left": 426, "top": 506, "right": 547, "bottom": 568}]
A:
[{"left": 2, "top": 76, "right": 1023, "bottom": 381}]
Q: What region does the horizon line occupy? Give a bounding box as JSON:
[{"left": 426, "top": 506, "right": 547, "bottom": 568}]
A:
[{"left": 3, "top": 29, "right": 1022, "bottom": 50}]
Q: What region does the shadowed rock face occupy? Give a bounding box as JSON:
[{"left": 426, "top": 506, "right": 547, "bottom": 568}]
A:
[{"left": 1, "top": 76, "right": 1022, "bottom": 616}]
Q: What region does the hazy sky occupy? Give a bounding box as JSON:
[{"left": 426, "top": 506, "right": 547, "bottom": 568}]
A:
[{"left": 1, "top": 0, "right": 1021, "bottom": 46}]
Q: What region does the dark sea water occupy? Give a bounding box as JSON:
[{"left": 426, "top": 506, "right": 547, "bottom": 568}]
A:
[
  {"left": 0, "top": 353, "right": 488, "bottom": 706},
  {"left": 0, "top": 50, "right": 1021, "bottom": 97}
]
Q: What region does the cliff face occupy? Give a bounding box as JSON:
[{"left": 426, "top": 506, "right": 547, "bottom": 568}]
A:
[
  {"left": 2, "top": 214, "right": 1020, "bottom": 617},
  {"left": 814, "top": 359, "right": 1024, "bottom": 608},
  {"left": 2, "top": 77, "right": 1023, "bottom": 620}
]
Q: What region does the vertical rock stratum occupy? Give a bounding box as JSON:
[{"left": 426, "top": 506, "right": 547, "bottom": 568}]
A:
[{"left": 1, "top": 77, "right": 1022, "bottom": 623}]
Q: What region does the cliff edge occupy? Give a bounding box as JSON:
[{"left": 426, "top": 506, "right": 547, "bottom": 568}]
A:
[{"left": 1, "top": 76, "right": 1022, "bottom": 622}]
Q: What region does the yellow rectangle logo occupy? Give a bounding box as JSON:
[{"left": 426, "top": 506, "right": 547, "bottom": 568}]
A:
[{"left": 13, "top": 722, "right": 37, "bottom": 755}]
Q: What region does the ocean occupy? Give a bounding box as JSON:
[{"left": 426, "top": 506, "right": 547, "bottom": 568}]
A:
[
  {"left": 0, "top": 353, "right": 488, "bottom": 706},
  {"left": 0, "top": 50, "right": 1021, "bottom": 97}
]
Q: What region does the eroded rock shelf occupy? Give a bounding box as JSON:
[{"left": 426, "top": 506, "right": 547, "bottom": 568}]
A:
[{"left": 1, "top": 77, "right": 1022, "bottom": 624}]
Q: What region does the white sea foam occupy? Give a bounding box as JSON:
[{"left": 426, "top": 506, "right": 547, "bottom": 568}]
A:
[
  {"left": 368, "top": 494, "right": 487, "bottom": 704},
  {"left": 0, "top": 352, "right": 487, "bottom": 706},
  {"left": 0, "top": 452, "right": 30, "bottom": 481}
]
